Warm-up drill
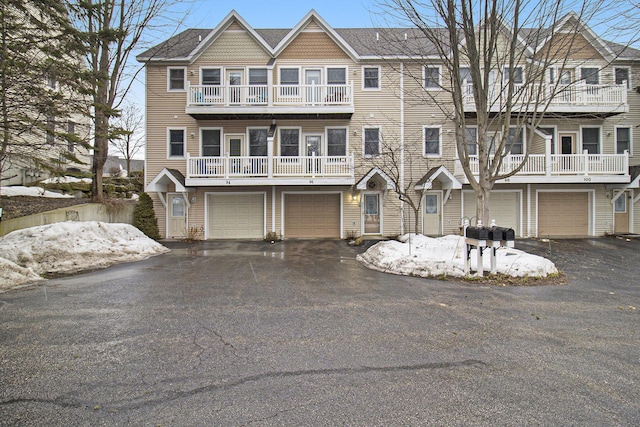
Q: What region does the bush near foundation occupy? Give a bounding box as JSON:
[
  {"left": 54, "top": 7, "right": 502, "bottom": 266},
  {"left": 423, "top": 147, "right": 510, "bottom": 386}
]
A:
[{"left": 133, "top": 192, "right": 161, "bottom": 240}]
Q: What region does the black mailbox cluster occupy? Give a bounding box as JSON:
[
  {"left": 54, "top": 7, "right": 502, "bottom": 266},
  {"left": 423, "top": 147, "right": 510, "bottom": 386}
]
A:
[
  {"left": 465, "top": 226, "right": 515, "bottom": 245},
  {"left": 465, "top": 226, "right": 489, "bottom": 240}
]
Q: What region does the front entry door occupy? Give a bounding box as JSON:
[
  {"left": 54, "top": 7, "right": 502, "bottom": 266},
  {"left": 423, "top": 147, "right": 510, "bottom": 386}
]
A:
[
  {"left": 559, "top": 133, "right": 576, "bottom": 171},
  {"left": 614, "top": 191, "right": 630, "bottom": 234},
  {"left": 364, "top": 193, "right": 381, "bottom": 234},
  {"left": 305, "top": 69, "right": 321, "bottom": 104},
  {"left": 305, "top": 135, "right": 322, "bottom": 174},
  {"left": 423, "top": 192, "right": 441, "bottom": 236},
  {"left": 225, "top": 135, "right": 243, "bottom": 174},
  {"left": 168, "top": 194, "right": 186, "bottom": 238},
  {"left": 227, "top": 70, "right": 243, "bottom": 104}
]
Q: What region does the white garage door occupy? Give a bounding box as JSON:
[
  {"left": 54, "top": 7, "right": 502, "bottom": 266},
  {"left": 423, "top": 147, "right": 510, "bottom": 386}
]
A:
[
  {"left": 538, "top": 192, "right": 589, "bottom": 237},
  {"left": 284, "top": 193, "right": 341, "bottom": 238},
  {"left": 464, "top": 191, "right": 520, "bottom": 235},
  {"left": 207, "top": 193, "right": 264, "bottom": 239}
]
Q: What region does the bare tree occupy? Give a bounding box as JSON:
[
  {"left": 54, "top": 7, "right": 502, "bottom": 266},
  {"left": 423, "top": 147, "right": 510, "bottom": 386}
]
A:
[
  {"left": 375, "top": 0, "right": 639, "bottom": 225},
  {"left": 110, "top": 101, "right": 144, "bottom": 173},
  {"left": 67, "top": 0, "right": 176, "bottom": 202},
  {"left": 0, "top": 0, "right": 89, "bottom": 192}
]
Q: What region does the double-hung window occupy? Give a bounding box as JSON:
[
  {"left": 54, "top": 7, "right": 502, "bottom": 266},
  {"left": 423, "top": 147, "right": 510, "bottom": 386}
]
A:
[
  {"left": 363, "top": 66, "right": 380, "bottom": 90},
  {"left": 504, "top": 66, "right": 524, "bottom": 84},
  {"left": 201, "top": 129, "right": 221, "bottom": 156},
  {"left": 614, "top": 67, "right": 630, "bottom": 89},
  {"left": 616, "top": 127, "right": 631, "bottom": 154},
  {"left": 279, "top": 128, "right": 300, "bottom": 157},
  {"left": 168, "top": 129, "right": 185, "bottom": 158},
  {"left": 423, "top": 66, "right": 441, "bottom": 89},
  {"left": 327, "top": 128, "right": 347, "bottom": 156},
  {"left": 423, "top": 126, "right": 441, "bottom": 156},
  {"left": 248, "top": 68, "right": 268, "bottom": 103},
  {"left": 249, "top": 128, "right": 268, "bottom": 156},
  {"left": 364, "top": 127, "right": 381, "bottom": 157},
  {"left": 464, "top": 127, "right": 478, "bottom": 155},
  {"left": 280, "top": 68, "right": 299, "bottom": 97},
  {"left": 201, "top": 68, "right": 221, "bottom": 85},
  {"left": 581, "top": 127, "right": 600, "bottom": 154},
  {"left": 506, "top": 128, "right": 524, "bottom": 155},
  {"left": 581, "top": 68, "right": 599, "bottom": 85},
  {"left": 168, "top": 67, "right": 186, "bottom": 91}
]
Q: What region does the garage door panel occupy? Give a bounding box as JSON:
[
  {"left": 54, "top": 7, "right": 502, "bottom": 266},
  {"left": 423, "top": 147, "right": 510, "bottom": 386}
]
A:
[
  {"left": 538, "top": 192, "right": 588, "bottom": 237},
  {"left": 464, "top": 192, "right": 519, "bottom": 235},
  {"left": 285, "top": 194, "right": 340, "bottom": 238},
  {"left": 208, "top": 194, "right": 264, "bottom": 239}
]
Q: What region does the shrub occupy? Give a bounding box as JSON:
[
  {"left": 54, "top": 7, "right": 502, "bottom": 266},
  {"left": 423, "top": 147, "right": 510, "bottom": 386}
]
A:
[
  {"left": 133, "top": 192, "right": 161, "bottom": 240},
  {"left": 183, "top": 225, "right": 204, "bottom": 241}
]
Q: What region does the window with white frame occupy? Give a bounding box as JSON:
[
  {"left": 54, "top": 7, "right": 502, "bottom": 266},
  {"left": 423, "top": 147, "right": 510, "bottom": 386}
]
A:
[
  {"left": 465, "top": 127, "right": 478, "bottom": 155},
  {"left": 249, "top": 128, "right": 268, "bottom": 156},
  {"left": 201, "top": 129, "right": 221, "bottom": 156},
  {"left": 363, "top": 66, "right": 380, "bottom": 90},
  {"left": 423, "top": 126, "right": 441, "bottom": 156},
  {"left": 616, "top": 127, "right": 631, "bottom": 154},
  {"left": 506, "top": 127, "right": 524, "bottom": 154},
  {"left": 249, "top": 68, "right": 268, "bottom": 85},
  {"left": 615, "top": 193, "right": 627, "bottom": 213},
  {"left": 581, "top": 67, "right": 599, "bottom": 85},
  {"left": 168, "top": 67, "right": 186, "bottom": 91},
  {"left": 201, "top": 68, "right": 221, "bottom": 85},
  {"left": 279, "top": 128, "right": 300, "bottom": 156},
  {"left": 423, "top": 66, "right": 441, "bottom": 89},
  {"left": 327, "top": 128, "right": 347, "bottom": 156},
  {"left": 168, "top": 128, "right": 185, "bottom": 157},
  {"left": 614, "top": 67, "right": 630, "bottom": 88},
  {"left": 504, "top": 66, "right": 524, "bottom": 84},
  {"left": 581, "top": 127, "right": 600, "bottom": 154},
  {"left": 280, "top": 68, "right": 299, "bottom": 97},
  {"left": 459, "top": 67, "right": 473, "bottom": 84},
  {"left": 364, "top": 127, "right": 381, "bottom": 156},
  {"left": 327, "top": 67, "right": 346, "bottom": 85}
]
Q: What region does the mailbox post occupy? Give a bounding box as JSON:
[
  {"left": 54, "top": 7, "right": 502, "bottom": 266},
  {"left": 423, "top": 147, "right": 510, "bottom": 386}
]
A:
[{"left": 464, "top": 219, "right": 516, "bottom": 276}]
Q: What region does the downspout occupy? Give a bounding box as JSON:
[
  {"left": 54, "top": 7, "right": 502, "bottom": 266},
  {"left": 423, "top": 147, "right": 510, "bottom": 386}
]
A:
[
  {"left": 527, "top": 184, "right": 531, "bottom": 238},
  {"left": 400, "top": 62, "right": 405, "bottom": 235}
]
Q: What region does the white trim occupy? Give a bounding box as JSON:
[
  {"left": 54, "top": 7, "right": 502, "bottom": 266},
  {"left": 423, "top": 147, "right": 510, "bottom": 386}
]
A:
[
  {"left": 535, "top": 189, "right": 595, "bottom": 237},
  {"left": 167, "top": 66, "right": 187, "bottom": 92},
  {"left": 579, "top": 125, "right": 602, "bottom": 154},
  {"left": 204, "top": 191, "right": 267, "bottom": 240},
  {"left": 613, "top": 66, "right": 632, "bottom": 89},
  {"left": 278, "top": 126, "right": 302, "bottom": 156},
  {"left": 614, "top": 125, "right": 633, "bottom": 156},
  {"left": 362, "top": 126, "right": 382, "bottom": 158},
  {"left": 199, "top": 66, "right": 222, "bottom": 86},
  {"left": 422, "top": 64, "right": 442, "bottom": 90},
  {"left": 199, "top": 127, "right": 223, "bottom": 157},
  {"left": 277, "top": 66, "right": 302, "bottom": 85},
  {"left": 325, "top": 126, "right": 349, "bottom": 156},
  {"left": 325, "top": 65, "right": 348, "bottom": 85},
  {"left": 281, "top": 191, "right": 344, "bottom": 239},
  {"left": 166, "top": 192, "right": 189, "bottom": 239},
  {"left": 356, "top": 167, "right": 395, "bottom": 190},
  {"left": 537, "top": 125, "right": 557, "bottom": 154},
  {"left": 303, "top": 133, "right": 323, "bottom": 156},
  {"left": 421, "top": 190, "right": 443, "bottom": 236},
  {"left": 167, "top": 127, "right": 187, "bottom": 159},
  {"left": 422, "top": 125, "right": 442, "bottom": 157},
  {"left": 362, "top": 65, "right": 381, "bottom": 91}
]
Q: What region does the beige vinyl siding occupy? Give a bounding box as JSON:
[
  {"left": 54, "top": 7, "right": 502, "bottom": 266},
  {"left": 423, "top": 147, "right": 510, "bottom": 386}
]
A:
[
  {"left": 279, "top": 31, "right": 349, "bottom": 60},
  {"left": 442, "top": 190, "right": 462, "bottom": 236},
  {"left": 538, "top": 33, "right": 604, "bottom": 61},
  {"left": 594, "top": 185, "right": 614, "bottom": 235},
  {"left": 199, "top": 30, "right": 271, "bottom": 62}
]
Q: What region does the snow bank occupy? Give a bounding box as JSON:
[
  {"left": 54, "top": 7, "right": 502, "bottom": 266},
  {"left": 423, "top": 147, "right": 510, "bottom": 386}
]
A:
[
  {"left": 0, "top": 221, "right": 169, "bottom": 290},
  {"left": 1, "top": 186, "right": 74, "bottom": 198},
  {"left": 41, "top": 176, "right": 92, "bottom": 184},
  {"left": 357, "top": 234, "right": 557, "bottom": 279}
]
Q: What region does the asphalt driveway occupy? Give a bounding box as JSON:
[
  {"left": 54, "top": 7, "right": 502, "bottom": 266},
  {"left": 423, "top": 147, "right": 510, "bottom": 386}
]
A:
[{"left": 0, "top": 237, "right": 639, "bottom": 426}]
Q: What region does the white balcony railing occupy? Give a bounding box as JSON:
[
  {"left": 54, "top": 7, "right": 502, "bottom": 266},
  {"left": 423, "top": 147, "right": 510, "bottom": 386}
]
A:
[
  {"left": 457, "top": 152, "right": 629, "bottom": 177},
  {"left": 187, "top": 83, "right": 353, "bottom": 108},
  {"left": 187, "top": 153, "right": 354, "bottom": 180}
]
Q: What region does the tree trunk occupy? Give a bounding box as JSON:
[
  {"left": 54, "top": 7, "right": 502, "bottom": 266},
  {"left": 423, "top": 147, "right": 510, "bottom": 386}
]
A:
[
  {"left": 91, "top": 107, "right": 108, "bottom": 202},
  {"left": 475, "top": 178, "right": 492, "bottom": 227}
]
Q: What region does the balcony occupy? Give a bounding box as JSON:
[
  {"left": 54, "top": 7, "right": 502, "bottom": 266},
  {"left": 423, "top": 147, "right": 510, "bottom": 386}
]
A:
[
  {"left": 185, "top": 153, "right": 355, "bottom": 186},
  {"left": 185, "top": 83, "right": 354, "bottom": 120},
  {"left": 463, "top": 82, "right": 628, "bottom": 116},
  {"left": 454, "top": 151, "right": 630, "bottom": 184}
]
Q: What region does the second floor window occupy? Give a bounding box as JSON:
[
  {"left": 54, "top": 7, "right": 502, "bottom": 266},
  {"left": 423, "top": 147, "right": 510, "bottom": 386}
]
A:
[
  {"left": 581, "top": 68, "right": 599, "bottom": 85},
  {"left": 423, "top": 127, "right": 441, "bottom": 156},
  {"left": 327, "top": 68, "right": 346, "bottom": 85},
  {"left": 615, "top": 67, "right": 630, "bottom": 88},
  {"left": 249, "top": 128, "right": 268, "bottom": 156},
  {"left": 364, "top": 127, "right": 381, "bottom": 156},
  {"left": 504, "top": 67, "right": 524, "bottom": 84},
  {"left": 424, "top": 66, "right": 441, "bottom": 89},
  {"left": 168, "top": 129, "right": 185, "bottom": 157},
  {"left": 616, "top": 127, "right": 631, "bottom": 154},
  {"left": 280, "top": 129, "right": 300, "bottom": 156},
  {"left": 582, "top": 127, "right": 600, "bottom": 154},
  {"left": 506, "top": 128, "right": 524, "bottom": 155},
  {"left": 168, "top": 67, "right": 186, "bottom": 91},
  {"left": 459, "top": 67, "right": 473, "bottom": 84},
  {"left": 249, "top": 69, "right": 268, "bottom": 85},
  {"left": 201, "top": 68, "right": 221, "bottom": 85},
  {"left": 363, "top": 67, "right": 380, "bottom": 89},
  {"left": 465, "top": 127, "right": 477, "bottom": 155},
  {"left": 327, "top": 128, "right": 347, "bottom": 156},
  {"left": 201, "top": 129, "right": 221, "bottom": 156}
]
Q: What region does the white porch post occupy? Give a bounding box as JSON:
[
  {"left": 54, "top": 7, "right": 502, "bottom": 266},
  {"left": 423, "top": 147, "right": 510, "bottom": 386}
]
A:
[
  {"left": 267, "top": 137, "right": 274, "bottom": 178},
  {"left": 545, "top": 136, "right": 552, "bottom": 177},
  {"left": 583, "top": 150, "right": 589, "bottom": 176}
]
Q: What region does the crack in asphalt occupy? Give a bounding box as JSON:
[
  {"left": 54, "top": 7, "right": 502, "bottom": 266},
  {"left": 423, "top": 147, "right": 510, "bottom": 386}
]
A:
[{"left": 0, "top": 359, "right": 485, "bottom": 412}]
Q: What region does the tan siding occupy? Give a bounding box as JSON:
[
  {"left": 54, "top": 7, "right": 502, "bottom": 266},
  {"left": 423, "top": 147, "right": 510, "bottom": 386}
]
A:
[
  {"left": 594, "top": 185, "right": 614, "bottom": 235},
  {"left": 279, "top": 32, "right": 349, "bottom": 59},
  {"left": 200, "top": 31, "right": 271, "bottom": 62},
  {"left": 538, "top": 33, "right": 604, "bottom": 61},
  {"left": 227, "top": 20, "right": 243, "bottom": 31},
  {"left": 442, "top": 190, "right": 462, "bottom": 235}
]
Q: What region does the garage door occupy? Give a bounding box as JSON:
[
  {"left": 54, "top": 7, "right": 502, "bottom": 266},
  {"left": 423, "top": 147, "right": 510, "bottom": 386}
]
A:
[
  {"left": 538, "top": 192, "right": 589, "bottom": 237},
  {"left": 207, "top": 193, "right": 264, "bottom": 239},
  {"left": 284, "top": 193, "right": 340, "bottom": 238},
  {"left": 464, "top": 192, "right": 520, "bottom": 235}
]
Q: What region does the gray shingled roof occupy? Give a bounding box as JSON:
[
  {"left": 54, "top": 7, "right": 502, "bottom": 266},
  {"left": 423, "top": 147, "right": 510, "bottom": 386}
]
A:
[{"left": 138, "top": 29, "right": 211, "bottom": 60}]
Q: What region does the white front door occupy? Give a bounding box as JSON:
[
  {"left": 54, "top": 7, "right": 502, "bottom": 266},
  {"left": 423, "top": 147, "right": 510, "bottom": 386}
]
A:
[
  {"left": 305, "top": 135, "right": 322, "bottom": 174},
  {"left": 167, "top": 193, "right": 186, "bottom": 238},
  {"left": 227, "top": 69, "right": 243, "bottom": 104},
  {"left": 305, "top": 69, "right": 322, "bottom": 104},
  {"left": 363, "top": 193, "right": 381, "bottom": 234},
  {"left": 423, "top": 192, "right": 441, "bottom": 236},
  {"left": 225, "top": 135, "right": 244, "bottom": 174}
]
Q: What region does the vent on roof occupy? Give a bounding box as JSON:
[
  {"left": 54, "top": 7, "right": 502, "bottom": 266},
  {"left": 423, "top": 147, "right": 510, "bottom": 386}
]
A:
[
  {"left": 376, "top": 32, "right": 379, "bottom": 41},
  {"left": 404, "top": 33, "right": 407, "bottom": 41},
  {"left": 198, "top": 35, "right": 202, "bottom": 43}
]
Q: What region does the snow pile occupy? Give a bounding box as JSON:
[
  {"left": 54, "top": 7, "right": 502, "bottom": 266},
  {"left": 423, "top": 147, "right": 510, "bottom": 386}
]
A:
[
  {"left": 0, "top": 221, "right": 169, "bottom": 290},
  {"left": 41, "top": 176, "right": 92, "bottom": 184},
  {"left": 357, "top": 234, "right": 558, "bottom": 279},
  {"left": 1, "top": 186, "right": 73, "bottom": 198}
]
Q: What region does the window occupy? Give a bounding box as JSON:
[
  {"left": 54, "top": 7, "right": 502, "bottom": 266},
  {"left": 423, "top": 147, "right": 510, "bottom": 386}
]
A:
[
  {"left": 616, "top": 127, "right": 631, "bottom": 154},
  {"left": 279, "top": 129, "right": 300, "bottom": 156},
  {"left": 363, "top": 66, "right": 380, "bottom": 90},
  {"left": 423, "top": 126, "right": 441, "bottom": 156},
  {"left": 327, "top": 68, "right": 346, "bottom": 85},
  {"left": 615, "top": 193, "right": 627, "bottom": 213},
  {"left": 424, "top": 66, "right": 441, "bottom": 89},
  {"left": 201, "top": 68, "right": 221, "bottom": 85},
  {"left": 46, "top": 74, "right": 56, "bottom": 89},
  {"left": 327, "top": 128, "right": 347, "bottom": 156},
  {"left": 248, "top": 128, "right": 268, "bottom": 156},
  {"left": 459, "top": 67, "right": 473, "bottom": 84},
  {"left": 280, "top": 68, "right": 299, "bottom": 85},
  {"left": 504, "top": 67, "right": 524, "bottom": 84},
  {"left": 364, "top": 127, "right": 381, "bottom": 156},
  {"left": 249, "top": 68, "right": 268, "bottom": 85},
  {"left": 465, "top": 127, "right": 478, "bottom": 155},
  {"left": 168, "top": 67, "right": 186, "bottom": 91},
  {"left": 168, "top": 129, "right": 185, "bottom": 157},
  {"left": 506, "top": 128, "right": 524, "bottom": 154},
  {"left": 67, "top": 121, "right": 75, "bottom": 153},
  {"left": 201, "top": 129, "right": 221, "bottom": 156},
  {"left": 538, "top": 127, "right": 556, "bottom": 154},
  {"left": 581, "top": 68, "right": 599, "bottom": 85},
  {"left": 425, "top": 194, "right": 438, "bottom": 214},
  {"left": 614, "top": 67, "right": 630, "bottom": 88},
  {"left": 581, "top": 127, "right": 600, "bottom": 154}
]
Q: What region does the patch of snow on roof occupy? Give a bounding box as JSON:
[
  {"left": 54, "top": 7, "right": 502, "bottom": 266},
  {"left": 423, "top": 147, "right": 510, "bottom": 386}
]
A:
[{"left": 1, "top": 186, "right": 74, "bottom": 198}]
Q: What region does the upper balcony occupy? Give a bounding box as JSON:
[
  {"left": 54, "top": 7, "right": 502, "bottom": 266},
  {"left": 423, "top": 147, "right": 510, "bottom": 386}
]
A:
[
  {"left": 184, "top": 153, "right": 355, "bottom": 186},
  {"left": 463, "top": 82, "right": 628, "bottom": 117},
  {"left": 454, "top": 151, "right": 630, "bottom": 184},
  {"left": 185, "top": 83, "right": 354, "bottom": 120}
]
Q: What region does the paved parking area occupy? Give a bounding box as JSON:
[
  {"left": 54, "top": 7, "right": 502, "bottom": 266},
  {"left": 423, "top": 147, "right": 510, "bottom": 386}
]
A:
[{"left": 0, "top": 237, "right": 639, "bottom": 426}]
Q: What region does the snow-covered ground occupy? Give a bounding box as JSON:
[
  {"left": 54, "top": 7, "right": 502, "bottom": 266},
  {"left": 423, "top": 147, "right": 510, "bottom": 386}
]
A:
[
  {"left": 0, "top": 221, "right": 169, "bottom": 290},
  {"left": 41, "top": 176, "right": 92, "bottom": 184},
  {"left": 357, "top": 234, "right": 557, "bottom": 279},
  {"left": 1, "top": 186, "right": 74, "bottom": 198}
]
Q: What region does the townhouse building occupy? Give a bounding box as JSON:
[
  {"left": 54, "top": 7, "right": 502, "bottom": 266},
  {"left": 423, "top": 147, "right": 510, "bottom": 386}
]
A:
[{"left": 137, "top": 9, "right": 640, "bottom": 240}]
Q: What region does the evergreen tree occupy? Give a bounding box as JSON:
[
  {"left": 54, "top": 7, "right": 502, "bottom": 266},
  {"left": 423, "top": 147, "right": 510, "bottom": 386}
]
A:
[{"left": 133, "top": 192, "right": 161, "bottom": 240}]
